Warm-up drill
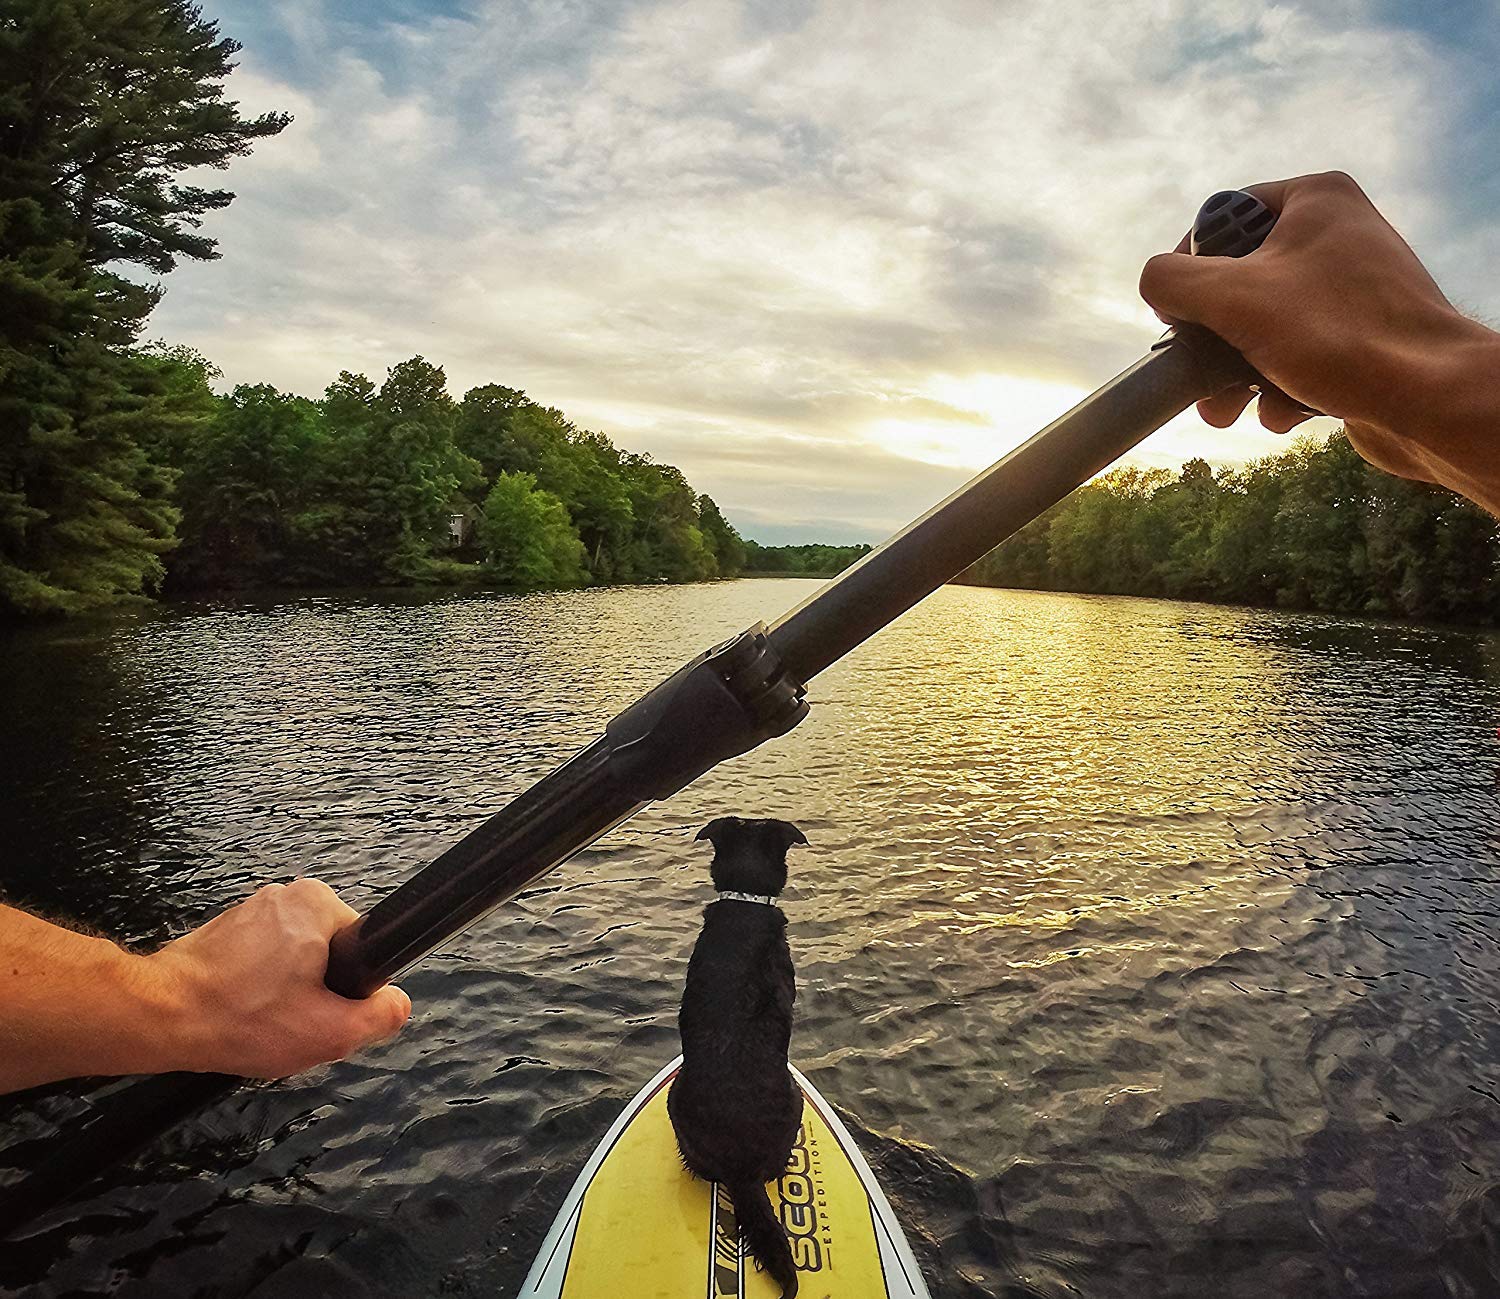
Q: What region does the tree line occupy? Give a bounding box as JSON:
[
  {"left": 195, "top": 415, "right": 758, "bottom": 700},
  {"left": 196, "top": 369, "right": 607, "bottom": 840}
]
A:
[
  {"left": 161, "top": 352, "right": 748, "bottom": 591},
  {"left": 742, "top": 542, "right": 873, "bottom": 576},
  {"left": 961, "top": 435, "right": 1500, "bottom": 623}
]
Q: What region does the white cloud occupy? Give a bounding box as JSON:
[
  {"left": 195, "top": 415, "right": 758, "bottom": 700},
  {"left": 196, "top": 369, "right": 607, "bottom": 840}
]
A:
[{"left": 157, "top": 0, "right": 1490, "bottom": 541}]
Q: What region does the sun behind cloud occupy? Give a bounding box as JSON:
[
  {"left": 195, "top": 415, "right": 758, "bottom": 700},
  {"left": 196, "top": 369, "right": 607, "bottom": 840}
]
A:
[{"left": 865, "top": 374, "right": 1093, "bottom": 471}]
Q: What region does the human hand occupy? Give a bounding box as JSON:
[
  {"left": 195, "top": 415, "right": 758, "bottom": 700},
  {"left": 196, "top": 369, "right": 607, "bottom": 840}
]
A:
[
  {"left": 1140, "top": 171, "right": 1500, "bottom": 512},
  {"left": 147, "top": 879, "right": 411, "bottom": 1079}
]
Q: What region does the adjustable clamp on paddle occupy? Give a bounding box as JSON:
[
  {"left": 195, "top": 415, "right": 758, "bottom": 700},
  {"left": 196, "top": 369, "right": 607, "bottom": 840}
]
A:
[
  {"left": 1159, "top": 188, "right": 1319, "bottom": 417},
  {"left": 604, "top": 623, "right": 808, "bottom": 800}
]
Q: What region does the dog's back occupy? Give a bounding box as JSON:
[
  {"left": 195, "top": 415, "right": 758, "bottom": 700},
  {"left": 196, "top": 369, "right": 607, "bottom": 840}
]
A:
[
  {"left": 672, "top": 902, "right": 800, "bottom": 1171},
  {"left": 668, "top": 817, "right": 806, "bottom": 1299}
]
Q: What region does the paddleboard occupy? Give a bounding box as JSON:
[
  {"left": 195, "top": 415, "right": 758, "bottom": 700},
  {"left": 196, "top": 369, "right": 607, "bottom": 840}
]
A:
[{"left": 521, "top": 1056, "right": 932, "bottom": 1299}]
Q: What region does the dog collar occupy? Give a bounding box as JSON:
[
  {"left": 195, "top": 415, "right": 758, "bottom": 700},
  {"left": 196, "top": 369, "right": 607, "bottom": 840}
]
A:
[{"left": 714, "top": 890, "right": 777, "bottom": 907}]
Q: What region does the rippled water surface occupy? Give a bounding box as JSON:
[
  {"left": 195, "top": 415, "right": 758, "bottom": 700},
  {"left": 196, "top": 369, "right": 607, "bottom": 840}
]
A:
[{"left": 6, "top": 580, "right": 1500, "bottom": 1298}]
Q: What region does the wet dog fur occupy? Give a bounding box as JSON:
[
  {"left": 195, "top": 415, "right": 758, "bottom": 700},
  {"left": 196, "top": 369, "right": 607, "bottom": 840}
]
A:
[{"left": 668, "top": 816, "right": 808, "bottom": 1299}]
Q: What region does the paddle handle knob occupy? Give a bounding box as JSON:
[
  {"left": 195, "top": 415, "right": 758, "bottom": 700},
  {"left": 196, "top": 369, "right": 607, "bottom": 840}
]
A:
[
  {"left": 1188, "top": 187, "right": 1320, "bottom": 414},
  {"left": 1185, "top": 188, "right": 1318, "bottom": 417},
  {"left": 1190, "top": 189, "right": 1276, "bottom": 257}
]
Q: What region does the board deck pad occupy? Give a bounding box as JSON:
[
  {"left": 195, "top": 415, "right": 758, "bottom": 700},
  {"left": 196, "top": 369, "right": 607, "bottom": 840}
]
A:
[{"left": 521, "top": 1057, "right": 931, "bottom": 1299}]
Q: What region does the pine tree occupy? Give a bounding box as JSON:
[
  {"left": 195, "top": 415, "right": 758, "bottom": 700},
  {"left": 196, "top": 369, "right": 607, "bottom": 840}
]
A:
[{"left": 0, "top": 0, "right": 287, "bottom": 614}]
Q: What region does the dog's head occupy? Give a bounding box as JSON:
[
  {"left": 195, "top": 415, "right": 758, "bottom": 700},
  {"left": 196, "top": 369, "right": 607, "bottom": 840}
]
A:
[{"left": 695, "top": 816, "right": 807, "bottom": 896}]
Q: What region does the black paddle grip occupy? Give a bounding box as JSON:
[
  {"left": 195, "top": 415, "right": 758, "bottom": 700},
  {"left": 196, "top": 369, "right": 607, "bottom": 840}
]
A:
[
  {"left": 1190, "top": 189, "right": 1276, "bottom": 257},
  {"left": 1186, "top": 189, "right": 1318, "bottom": 417}
]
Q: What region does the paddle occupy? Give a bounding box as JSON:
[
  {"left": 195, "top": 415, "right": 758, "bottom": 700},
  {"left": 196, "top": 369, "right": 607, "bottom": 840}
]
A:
[{"left": 0, "top": 189, "right": 1288, "bottom": 1238}]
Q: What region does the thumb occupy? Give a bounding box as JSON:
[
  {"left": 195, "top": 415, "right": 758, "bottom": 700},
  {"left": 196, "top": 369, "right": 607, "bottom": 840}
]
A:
[
  {"left": 1138, "top": 251, "right": 1245, "bottom": 328},
  {"left": 345, "top": 984, "right": 412, "bottom": 1047}
]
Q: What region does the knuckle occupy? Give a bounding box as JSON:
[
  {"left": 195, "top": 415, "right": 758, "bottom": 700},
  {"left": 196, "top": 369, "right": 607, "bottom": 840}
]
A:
[
  {"left": 286, "top": 876, "right": 334, "bottom": 900},
  {"left": 1138, "top": 253, "right": 1172, "bottom": 296},
  {"left": 247, "top": 883, "right": 285, "bottom": 913},
  {"left": 1311, "top": 169, "right": 1361, "bottom": 199},
  {"left": 296, "top": 928, "right": 329, "bottom": 954}
]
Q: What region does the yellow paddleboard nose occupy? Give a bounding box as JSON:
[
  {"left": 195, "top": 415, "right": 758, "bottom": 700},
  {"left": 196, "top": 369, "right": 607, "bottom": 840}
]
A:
[{"left": 521, "top": 1057, "right": 931, "bottom": 1299}]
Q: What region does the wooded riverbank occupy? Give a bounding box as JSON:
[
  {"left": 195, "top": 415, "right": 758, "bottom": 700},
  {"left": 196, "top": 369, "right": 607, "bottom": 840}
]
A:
[{"left": 960, "top": 431, "right": 1500, "bottom": 624}]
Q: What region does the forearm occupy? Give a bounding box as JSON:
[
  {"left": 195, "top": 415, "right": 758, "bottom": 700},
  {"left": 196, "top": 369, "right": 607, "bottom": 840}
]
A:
[{"left": 0, "top": 905, "right": 190, "bottom": 1092}]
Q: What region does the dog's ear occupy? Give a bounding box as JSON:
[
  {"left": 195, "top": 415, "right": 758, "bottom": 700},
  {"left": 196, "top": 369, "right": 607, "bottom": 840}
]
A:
[
  {"left": 774, "top": 821, "right": 808, "bottom": 848},
  {"left": 695, "top": 817, "right": 737, "bottom": 844}
]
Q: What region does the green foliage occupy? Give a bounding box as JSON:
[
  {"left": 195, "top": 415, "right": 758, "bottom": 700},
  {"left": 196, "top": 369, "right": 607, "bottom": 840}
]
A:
[
  {"left": 698, "top": 495, "right": 746, "bottom": 577},
  {"left": 0, "top": 2, "right": 756, "bottom": 613},
  {"left": 131, "top": 342, "right": 222, "bottom": 463},
  {"left": 156, "top": 357, "right": 749, "bottom": 594},
  {"left": 0, "top": 0, "right": 285, "bottom": 615},
  {"left": 457, "top": 390, "right": 635, "bottom": 577},
  {"left": 171, "top": 383, "right": 320, "bottom": 587},
  {"left": 332, "top": 357, "right": 481, "bottom": 582},
  {"left": 616, "top": 455, "right": 717, "bottom": 582},
  {"left": 452, "top": 382, "right": 742, "bottom": 586},
  {"left": 0, "top": 332, "right": 186, "bottom": 613},
  {"left": 3, "top": 0, "right": 289, "bottom": 276},
  {"left": 167, "top": 359, "right": 483, "bottom": 588},
  {"left": 11, "top": 1, "right": 1494, "bottom": 638},
  {"left": 742, "top": 541, "right": 872, "bottom": 576},
  {"left": 478, "top": 471, "right": 586, "bottom": 586},
  {"left": 962, "top": 432, "right": 1500, "bottom": 623}
]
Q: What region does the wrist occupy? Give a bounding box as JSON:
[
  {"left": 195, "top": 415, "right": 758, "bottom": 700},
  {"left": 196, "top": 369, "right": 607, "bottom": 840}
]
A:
[
  {"left": 126, "top": 947, "right": 217, "bottom": 1074},
  {"left": 1409, "top": 316, "right": 1500, "bottom": 432},
  {"left": 1374, "top": 312, "right": 1494, "bottom": 435},
  {"left": 31, "top": 937, "right": 204, "bottom": 1078},
  {"left": 1369, "top": 314, "right": 1500, "bottom": 504}
]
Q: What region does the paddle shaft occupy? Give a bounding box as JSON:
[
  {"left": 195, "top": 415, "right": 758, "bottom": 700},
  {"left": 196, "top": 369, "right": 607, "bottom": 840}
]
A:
[{"left": 1, "top": 190, "right": 1283, "bottom": 1238}]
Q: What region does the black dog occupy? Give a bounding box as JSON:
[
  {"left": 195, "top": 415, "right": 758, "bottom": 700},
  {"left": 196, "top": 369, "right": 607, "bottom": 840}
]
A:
[{"left": 668, "top": 816, "right": 808, "bottom": 1299}]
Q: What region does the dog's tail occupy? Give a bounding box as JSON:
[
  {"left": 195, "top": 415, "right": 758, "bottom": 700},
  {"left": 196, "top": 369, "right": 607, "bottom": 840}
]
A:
[{"left": 727, "top": 1176, "right": 798, "bottom": 1299}]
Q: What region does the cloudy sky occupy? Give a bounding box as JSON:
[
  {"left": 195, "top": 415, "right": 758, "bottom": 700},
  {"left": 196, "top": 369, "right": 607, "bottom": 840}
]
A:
[{"left": 156, "top": 0, "right": 1500, "bottom": 543}]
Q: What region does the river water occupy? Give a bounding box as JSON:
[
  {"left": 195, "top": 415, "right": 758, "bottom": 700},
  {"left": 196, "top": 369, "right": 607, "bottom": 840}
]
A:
[{"left": 4, "top": 579, "right": 1500, "bottom": 1298}]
